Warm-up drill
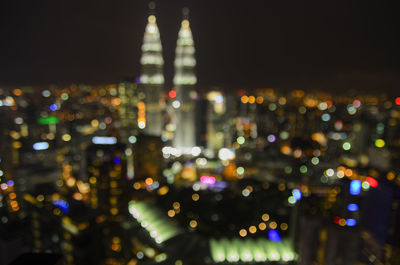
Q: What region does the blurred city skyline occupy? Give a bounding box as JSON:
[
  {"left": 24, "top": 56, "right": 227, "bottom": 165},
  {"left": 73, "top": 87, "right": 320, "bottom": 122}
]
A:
[{"left": 1, "top": 2, "right": 400, "bottom": 264}]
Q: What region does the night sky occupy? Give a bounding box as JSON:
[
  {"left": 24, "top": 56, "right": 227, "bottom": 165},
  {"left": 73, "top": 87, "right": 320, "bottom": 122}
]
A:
[{"left": 1, "top": 0, "right": 399, "bottom": 92}]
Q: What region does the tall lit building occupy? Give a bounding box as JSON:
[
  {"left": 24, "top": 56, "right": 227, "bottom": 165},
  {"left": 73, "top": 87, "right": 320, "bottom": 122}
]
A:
[
  {"left": 139, "top": 5, "right": 165, "bottom": 136},
  {"left": 86, "top": 141, "right": 133, "bottom": 264},
  {"left": 133, "top": 135, "right": 162, "bottom": 181},
  {"left": 118, "top": 79, "right": 138, "bottom": 143},
  {"left": 172, "top": 9, "right": 197, "bottom": 152},
  {"left": 86, "top": 141, "right": 127, "bottom": 217},
  {"left": 206, "top": 91, "right": 227, "bottom": 151}
]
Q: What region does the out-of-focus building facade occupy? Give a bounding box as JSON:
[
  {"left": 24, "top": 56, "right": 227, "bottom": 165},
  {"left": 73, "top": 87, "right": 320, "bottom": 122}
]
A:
[
  {"left": 139, "top": 11, "right": 165, "bottom": 137},
  {"left": 172, "top": 11, "right": 198, "bottom": 153}
]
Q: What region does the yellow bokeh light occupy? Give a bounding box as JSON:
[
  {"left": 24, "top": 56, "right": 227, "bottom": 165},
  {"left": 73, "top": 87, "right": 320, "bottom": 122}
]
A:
[
  {"left": 269, "top": 221, "right": 277, "bottom": 229},
  {"left": 375, "top": 139, "right": 385, "bottom": 148},
  {"left": 173, "top": 202, "right": 180, "bottom": 210},
  {"left": 344, "top": 169, "right": 353, "bottom": 177},
  {"left": 189, "top": 220, "right": 198, "bottom": 228},
  {"left": 387, "top": 172, "right": 395, "bottom": 181},
  {"left": 256, "top": 96, "right": 264, "bottom": 104},
  {"left": 91, "top": 119, "right": 99, "bottom": 127},
  {"left": 133, "top": 182, "right": 141, "bottom": 190},
  {"left": 66, "top": 178, "right": 76, "bottom": 187},
  {"left": 157, "top": 186, "right": 169, "bottom": 195},
  {"left": 262, "top": 213, "right": 270, "bottom": 222},
  {"left": 12, "top": 141, "right": 22, "bottom": 149},
  {"left": 241, "top": 96, "right": 249, "bottom": 104},
  {"left": 192, "top": 193, "right": 200, "bottom": 201},
  {"left": 10, "top": 131, "right": 20, "bottom": 140},
  {"left": 73, "top": 192, "right": 83, "bottom": 200},
  {"left": 168, "top": 209, "right": 175, "bottom": 217},
  {"left": 278, "top": 97, "right": 287, "bottom": 105},
  {"left": 281, "top": 145, "right": 292, "bottom": 155},
  {"left": 145, "top": 178, "right": 153, "bottom": 186},
  {"left": 62, "top": 134, "right": 72, "bottom": 141},
  {"left": 89, "top": 177, "right": 97, "bottom": 184},
  {"left": 13, "top": 88, "right": 22, "bottom": 96},
  {"left": 248, "top": 96, "right": 255, "bottom": 104}
]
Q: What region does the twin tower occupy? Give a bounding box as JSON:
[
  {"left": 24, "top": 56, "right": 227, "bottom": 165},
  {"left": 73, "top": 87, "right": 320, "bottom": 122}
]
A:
[{"left": 140, "top": 5, "right": 197, "bottom": 153}]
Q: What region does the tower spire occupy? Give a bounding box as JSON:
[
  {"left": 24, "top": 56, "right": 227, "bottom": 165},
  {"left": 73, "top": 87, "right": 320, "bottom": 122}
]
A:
[
  {"left": 148, "top": 1, "right": 156, "bottom": 10},
  {"left": 139, "top": 2, "right": 165, "bottom": 136},
  {"left": 182, "top": 7, "right": 189, "bottom": 19},
  {"left": 173, "top": 10, "right": 196, "bottom": 86},
  {"left": 172, "top": 12, "right": 198, "bottom": 152}
]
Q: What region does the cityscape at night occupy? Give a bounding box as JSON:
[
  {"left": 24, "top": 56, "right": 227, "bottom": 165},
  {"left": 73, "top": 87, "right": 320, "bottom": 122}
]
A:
[{"left": 1, "top": 1, "right": 400, "bottom": 265}]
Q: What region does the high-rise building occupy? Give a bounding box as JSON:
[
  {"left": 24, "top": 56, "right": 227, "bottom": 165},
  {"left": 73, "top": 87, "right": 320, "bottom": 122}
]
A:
[
  {"left": 86, "top": 141, "right": 132, "bottom": 263},
  {"left": 172, "top": 9, "right": 197, "bottom": 153},
  {"left": 86, "top": 141, "right": 128, "bottom": 217},
  {"left": 133, "top": 134, "right": 162, "bottom": 181},
  {"left": 205, "top": 90, "right": 235, "bottom": 151},
  {"left": 139, "top": 5, "right": 165, "bottom": 137},
  {"left": 118, "top": 79, "right": 139, "bottom": 144}
]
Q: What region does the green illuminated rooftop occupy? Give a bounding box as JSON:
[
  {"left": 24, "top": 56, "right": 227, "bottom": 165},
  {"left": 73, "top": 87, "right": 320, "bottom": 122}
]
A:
[
  {"left": 128, "top": 201, "right": 182, "bottom": 244},
  {"left": 37, "top": 116, "right": 59, "bottom": 125},
  {"left": 210, "top": 238, "right": 296, "bottom": 263}
]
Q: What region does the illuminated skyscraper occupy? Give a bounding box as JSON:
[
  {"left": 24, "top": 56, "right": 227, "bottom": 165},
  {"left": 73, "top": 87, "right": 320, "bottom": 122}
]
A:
[
  {"left": 172, "top": 9, "right": 197, "bottom": 152},
  {"left": 86, "top": 141, "right": 131, "bottom": 263},
  {"left": 118, "top": 79, "right": 138, "bottom": 142},
  {"left": 140, "top": 5, "right": 164, "bottom": 136},
  {"left": 86, "top": 140, "right": 128, "bottom": 217},
  {"left": 206, "top": 91, "right": 228, "bottom": 151}
]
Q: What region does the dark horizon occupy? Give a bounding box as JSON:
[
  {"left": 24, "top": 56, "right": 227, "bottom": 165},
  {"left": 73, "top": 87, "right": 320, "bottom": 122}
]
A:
[{"left": 1, "top": 0, "right": 399, "bottom": 92}]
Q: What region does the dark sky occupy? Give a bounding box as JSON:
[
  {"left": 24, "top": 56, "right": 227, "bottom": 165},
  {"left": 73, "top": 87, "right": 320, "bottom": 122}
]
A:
[{"left": 1, "top": 0, "right": 399, "bottom": 92}]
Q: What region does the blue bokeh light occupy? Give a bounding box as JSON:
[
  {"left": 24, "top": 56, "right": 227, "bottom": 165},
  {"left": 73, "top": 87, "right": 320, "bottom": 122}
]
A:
[
  {"left": 347, "top": 203, "right": 359, "bottom": 211},
  {"left": 350, "top": 180, "right": 361, "bottom": 195},
  {"left": 292, "top": 189, "right": 302, "bottom": 201},
  {"left": 346, "top": 218, "right": 357, "bottom": 226},
  {"left": 53, "top": 199, "right": 69, "bottom": 214},
  {"left": 49, "top": 104, "right": 57, "bottom": 111},
  {"left": 6, "top": 180, "right": 14, "bottom": 186},
  {"left": 33, "top": 142, "right": 49, "bottom": 151},
  {"left": 268, "top": 229, "right": 282, "bottom": 242}
]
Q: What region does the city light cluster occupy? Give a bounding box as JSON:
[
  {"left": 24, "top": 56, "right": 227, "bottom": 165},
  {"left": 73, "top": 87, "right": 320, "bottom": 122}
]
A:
[
  {"left": 210, "top": 238, "right": 296, "bottom": 263},
  {"left": 128, "top": 201, "right": 181, "bottom": 244}
]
